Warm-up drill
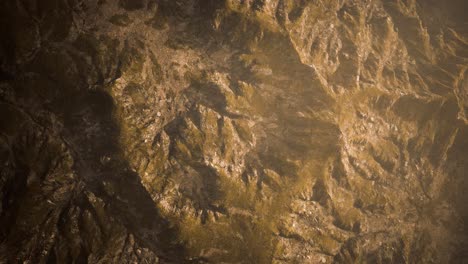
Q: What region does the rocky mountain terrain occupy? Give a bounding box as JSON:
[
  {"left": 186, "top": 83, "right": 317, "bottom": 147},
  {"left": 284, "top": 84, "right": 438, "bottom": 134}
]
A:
[{"left": 1, "top": 0, "right": 467, "bottom": 263}]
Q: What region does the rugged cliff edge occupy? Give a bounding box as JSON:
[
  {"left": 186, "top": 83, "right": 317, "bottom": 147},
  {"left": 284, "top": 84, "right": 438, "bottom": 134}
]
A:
[{"left": 1, "top": 0, "right": 467, "bottom": 263}]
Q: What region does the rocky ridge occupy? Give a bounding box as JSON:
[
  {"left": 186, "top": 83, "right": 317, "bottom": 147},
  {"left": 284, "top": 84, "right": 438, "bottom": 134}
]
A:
[{"left": 0, "top": 0, "right": 467, "bottom": 263}]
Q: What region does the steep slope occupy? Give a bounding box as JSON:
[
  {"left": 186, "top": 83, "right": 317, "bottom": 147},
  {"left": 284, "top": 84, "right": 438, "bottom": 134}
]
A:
[{"left": 1, "top": 0, "right": 467, "bottom": 263}]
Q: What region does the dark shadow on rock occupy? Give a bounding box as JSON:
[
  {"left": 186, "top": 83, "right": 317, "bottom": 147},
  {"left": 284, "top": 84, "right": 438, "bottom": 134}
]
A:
[{"left": 58, "top": 89, "right": 199, "bottom": 263}]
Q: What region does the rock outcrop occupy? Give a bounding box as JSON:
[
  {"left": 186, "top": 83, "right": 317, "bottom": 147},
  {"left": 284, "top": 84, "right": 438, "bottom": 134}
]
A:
[{"left": 1, "top": 0, "right": 467, "bottom": 263}]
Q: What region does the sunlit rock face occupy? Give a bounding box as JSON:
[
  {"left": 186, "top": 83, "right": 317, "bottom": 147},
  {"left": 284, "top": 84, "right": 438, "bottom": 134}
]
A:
[{"left": 1, "top": 0, "right": 467, "bottom": 263}]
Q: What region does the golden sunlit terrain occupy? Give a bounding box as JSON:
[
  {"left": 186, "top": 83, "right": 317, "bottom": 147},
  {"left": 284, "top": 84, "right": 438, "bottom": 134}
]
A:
[{"left": 0, "top": 0, "right": 467, "bottom": 263}]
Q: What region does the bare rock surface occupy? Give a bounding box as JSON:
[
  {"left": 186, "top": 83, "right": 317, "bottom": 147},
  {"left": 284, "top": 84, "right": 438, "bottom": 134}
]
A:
[{"left": 0, "top": 0, "right": 467, "bottom": 263}]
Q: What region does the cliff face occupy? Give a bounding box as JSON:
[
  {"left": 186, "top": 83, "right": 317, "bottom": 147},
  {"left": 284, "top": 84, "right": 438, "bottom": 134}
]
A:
[{"left": 0, "top": 0, "right": 467, "bottom": 263}]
